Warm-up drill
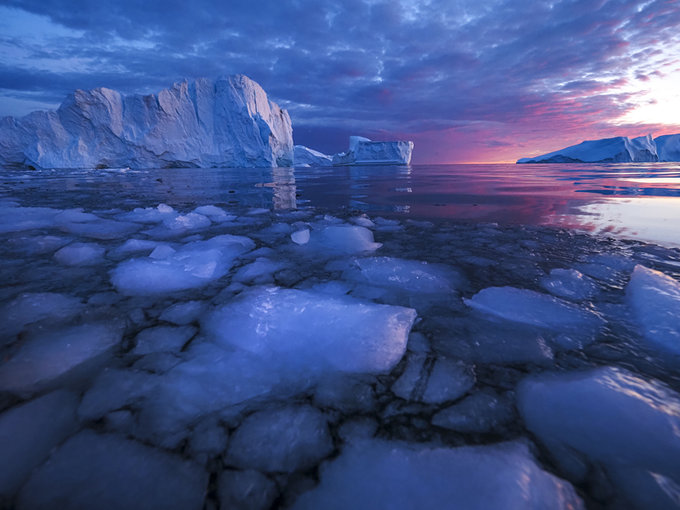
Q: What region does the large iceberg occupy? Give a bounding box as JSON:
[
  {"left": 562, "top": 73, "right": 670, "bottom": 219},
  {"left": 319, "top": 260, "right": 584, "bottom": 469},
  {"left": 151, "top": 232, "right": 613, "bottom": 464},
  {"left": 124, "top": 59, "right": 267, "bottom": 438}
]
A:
[
  {"left": 332, "top": 136, "right": 413, "bottom": 165},
  {"left": 656, "top": 133, "right": 680, "bottom": 162},
  {"left": 0, "top": 75, "right": 293, "bottom": 169},
  {"left": 293, "top": 145, "right": 333, "bottom": 167},
  {"left": 517, "top": 134, "right": 659, "bottom": 163}
]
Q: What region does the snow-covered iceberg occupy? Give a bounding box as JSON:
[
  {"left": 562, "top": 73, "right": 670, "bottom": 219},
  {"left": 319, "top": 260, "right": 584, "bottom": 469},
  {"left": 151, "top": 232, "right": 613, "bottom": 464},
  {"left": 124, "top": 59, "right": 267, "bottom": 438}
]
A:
[
  {"left": 0, "top": 75, "right": 293, "bottom": 169},
  {"left": 332, "top": 136, "right": 413, "bottom": 165},
  {"left": 517, "top": 134, "right": 659, "bottom": 163}
]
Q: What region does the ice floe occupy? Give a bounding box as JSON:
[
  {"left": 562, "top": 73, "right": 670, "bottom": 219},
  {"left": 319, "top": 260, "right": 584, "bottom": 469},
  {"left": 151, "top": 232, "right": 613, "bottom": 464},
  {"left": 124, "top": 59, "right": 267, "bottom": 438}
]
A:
[
  {"left": 0, "top": 390, "right": 78, "bottom": 499},
  {"left": 626, "top": 265, "right": 680, "bottom": 355},
  {"left": 17, "top": 430, "right": 207, "bottom": 510},
  {"left": 540, "top": 268, "right": 598, "bottom": 301},
  {"left": 0, "top": 292, "right": 84, "bottom": 339},
  {"left": 291, "top": 440, "right": 583, "bottom": 509},
  {"left": 54, "top": 242, "right": 106, "bottom": 266},
  {"left": 111, "top": 234, "right": 254, "bottom": 295},
  {"left": 225, "top": 405, "right": 333, "bottom": 472},
  {"left": 518, "top": 366, "right": 680, "bottom": 508}
]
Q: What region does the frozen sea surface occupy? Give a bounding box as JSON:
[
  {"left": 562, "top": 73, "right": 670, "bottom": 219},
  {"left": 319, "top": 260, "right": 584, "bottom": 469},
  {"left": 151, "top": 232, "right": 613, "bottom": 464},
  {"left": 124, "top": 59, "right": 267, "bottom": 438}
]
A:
[{"left": 1, "top": 163, "right": 680, "bottom": 509}]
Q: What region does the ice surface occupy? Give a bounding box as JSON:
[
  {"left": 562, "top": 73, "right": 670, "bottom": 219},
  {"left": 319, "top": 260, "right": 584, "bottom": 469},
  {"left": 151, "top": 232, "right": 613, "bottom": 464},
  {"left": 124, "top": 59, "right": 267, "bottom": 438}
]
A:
[
  {"left": 193, "top": 205, "right": 235, "bottom": 222},
  {"left": 421, "top": 358, "right": 475, "bottom": 404},
  {"left": 291, "top": 228, "right": 310, "bottom": 245},
  {"left": 432, "top": 390, "right": 514, "bottom": 433},
  {"left": 225, "top": 405, "right": 333, "bottom": 472},
  {"left": 294, "top": 145, "right": 333, "bottom": 167},
  {"left": 518, "top": 366, "right": 680, "bottom": 507},
  {"left": 17, "top": 430, "right": 207, "bottom": 510},
  {"left": 343, "top": 256, "right": 462, "bottom": 295},
  {"left": 518, "top": 134, "right": 659, "bottom": 163},
  {"left": 0, "top": 75, "right": 293, "bottom": 169},
  {"left": 159, "top": 300, "right": 206, "bottom": 325},
  {"left": 0, "top": 390, "right": 78, "bottom": 499},
  {"left": 464, "top": 286, "right": 604, "bottom": 333},
  {"left": 112, "top": 238, "right": 163, "bottom": 256},
  {"left": 0, "top": 292, "right": 84, "bottom": 339},
  {"left": 292, "top": 440, "right": 583, "bottom": 509},
  {"left": 307, "top": 225, "right": 382, "bottom": 254},
  {"left": 111, "top": 234, "right": 254, "bottom": 295},
  {"left": 132, "top": 325, "right": 197, "bottom": 355},
  {"left": 0, "top": 322, "right": 123, "bottom": 397},
  {"left": 188, "top": 417, "right": 229, "bottom": 462},
  {"left": 118, "top": 204, "right": 176, "bottom": 223},
  {"left": 540, "top": 268, "right": 598, "bottom": 301},
  {"left": 626, "top": 265, "right": 680, "bottom": 354},
  {"left": 233, "top": 257, "right": 288, "bottom": 284},
  {"left": 0, "top": 204, "right": 61, "bottom": 234},
  {"left": 656, "top": 133, "right": 680, "bottom": 162},
  {"left": 218, "top": 470, "right": 278, "bottom": 510},
  {"left": 54, "top": 242, "right": 105, "bottom": 266},
  {"left": 203, "top": 286, "right": 416, "bottom": 374}
]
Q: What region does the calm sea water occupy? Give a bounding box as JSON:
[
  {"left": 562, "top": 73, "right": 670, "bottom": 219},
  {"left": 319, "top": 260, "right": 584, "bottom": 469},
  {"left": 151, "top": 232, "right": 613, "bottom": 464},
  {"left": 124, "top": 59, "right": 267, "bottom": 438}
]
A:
[
  {"left": 3, "top": 162, "right": 680, "bottom": 247},
  {"left": 1, "top": 163, "right": 680, "bottom": 509}
]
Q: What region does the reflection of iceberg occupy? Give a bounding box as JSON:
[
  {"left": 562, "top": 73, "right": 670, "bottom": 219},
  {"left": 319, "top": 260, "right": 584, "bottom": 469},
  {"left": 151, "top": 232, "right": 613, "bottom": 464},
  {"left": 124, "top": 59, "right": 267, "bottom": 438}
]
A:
[{"left": 271, "top": 167, "right": 297, "bottom": 210}]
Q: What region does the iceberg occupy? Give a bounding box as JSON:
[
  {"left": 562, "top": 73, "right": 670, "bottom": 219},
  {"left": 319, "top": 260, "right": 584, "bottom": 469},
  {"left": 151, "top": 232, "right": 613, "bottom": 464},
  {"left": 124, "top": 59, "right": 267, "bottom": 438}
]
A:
[
  {"left": 0, "top": 75, "right": 293, "bottom": 169},
  {"left": 656, "top": 133, "right": 680, "bottom": 161},
  {"left": 517, "top": 134, "right": 659, "bottom": 163},
  {"left": 332, "top": 136, "right": 413, "bottom": 165},
  {"left": 293, "top": 145, "right": 333, "bottom": 167}
]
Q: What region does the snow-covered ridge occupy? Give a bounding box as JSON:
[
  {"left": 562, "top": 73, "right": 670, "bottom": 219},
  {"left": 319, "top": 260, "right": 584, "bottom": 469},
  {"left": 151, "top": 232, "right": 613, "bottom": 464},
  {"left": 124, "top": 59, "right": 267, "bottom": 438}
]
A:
[
  {"left": 0, "top": 75, "right": 294, "bottom": 169},
  {"left": 518, "top": 133, "right": 680, "bottom": 163}
]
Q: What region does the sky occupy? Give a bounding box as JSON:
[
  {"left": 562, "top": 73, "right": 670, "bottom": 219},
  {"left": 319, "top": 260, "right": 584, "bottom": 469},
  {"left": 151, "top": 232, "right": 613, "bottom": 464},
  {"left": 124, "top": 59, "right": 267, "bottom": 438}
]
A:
[{"left": 1, "top": 0, "right": 679, "bottom": 163}]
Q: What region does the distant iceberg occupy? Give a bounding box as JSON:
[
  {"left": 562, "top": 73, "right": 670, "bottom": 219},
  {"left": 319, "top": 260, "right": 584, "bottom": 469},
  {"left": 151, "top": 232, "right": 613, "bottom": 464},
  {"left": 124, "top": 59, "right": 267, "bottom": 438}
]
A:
[
  {"left": 293, "top": 136, "right": 414, "bottom": 167},
  {"left": 656, "top": 134, "right": 680, "bottom": 162},
  {"left": 517, "top": 134, "right": 662, "bottom": 163},
  {"left": 0, "top": 75, "right": 293, "bottom": 169},
  {"left": 332, "top": 136, "right": 414, "bottom": 166}
]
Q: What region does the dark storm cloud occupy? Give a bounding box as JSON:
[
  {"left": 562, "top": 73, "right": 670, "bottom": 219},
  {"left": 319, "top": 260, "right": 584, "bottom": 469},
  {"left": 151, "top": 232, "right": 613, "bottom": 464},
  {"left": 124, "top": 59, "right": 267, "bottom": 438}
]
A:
[{"left": 2, "top": 0, "right": 680, "bottom": 161}]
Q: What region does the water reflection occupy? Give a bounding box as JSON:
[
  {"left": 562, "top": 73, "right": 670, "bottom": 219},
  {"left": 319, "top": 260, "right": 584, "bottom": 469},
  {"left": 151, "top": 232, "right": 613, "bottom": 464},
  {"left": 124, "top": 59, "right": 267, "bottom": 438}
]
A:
[{"left": 2, "top": 162, "right": 680, "bottom": 247}]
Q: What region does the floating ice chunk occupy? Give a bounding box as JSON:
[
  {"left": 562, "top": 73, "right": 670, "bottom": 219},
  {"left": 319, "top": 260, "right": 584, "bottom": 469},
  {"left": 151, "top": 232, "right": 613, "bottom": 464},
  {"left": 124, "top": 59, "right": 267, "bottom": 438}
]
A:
[
  {"left": 203, "top": 286, "right": 416, "bottom": 374},
  {"left": 0, "top": 322, "right": 123, "bottom": 397},
  {"left": 160, "top": 300, "right": 207, "bottom": 325},
  {"left": 422, "top": 358, "right": 475, "bottom": 404},
  {"left": 626, "top": 265, "right": 680, "bottom": 354},
  {"left": 233, "top": 257, "right": 287, "bottom": 284},
  {"left": 54, "top": 242, "right": 105, "bottom": 266},
  {"left": 17, "top": 430, "right": 207, "bottom": 510},
  {"left": 225, "top": 405, "right": 333, "bottom": 472},
  {"left": 350, "top": 215, "right": 375, "bottom": 228},
  {"left": 7, "top": 234, "right": 71, "bottom": 255},
  {"left": 149, "top": 244, "right": 176, "bottom": 259},
  {"left": 291, "top": 228, "right": 310, "bottom": 245},
  {"left": 540, "top": 268, "right": 598, "bottom": 301},
  {"left": 194, "top": 205, "right": 235, "bottom": 222},
  {"left": 307, "top": 225, "right": 381, "bottom": 254},
  {"left": 518, "top": 366, "right": 680, "bottom": 506},
  {"left": 464, "top": 287, "right": 604, "bottom": 332},
  {"left": 163, "top": 212, "right": 211, "bottom": 231},
  {"left": 291, "top": 440, "right": 583, "bottom": 510},
  {"left": 0, "top": 390, "right": 79, "bottom": 499},
  {"left": 218, "top": 470, "right": 278, "bottom": 510},
  {"left": 132, "top": 325, "right": 197, "bottom": 355},
  {"left": 111, "top": 234, "right": 254, "bottom": 295},
  {"left": 0, "top": 292, "right": 84, "bottom": 338},
  {"left": 119, "top": 204, "right": 176, "bottom": 223},
  {"left": 344, "top": 257, "right": 462, "bottom": 294},
  {"left": 313, "top": 374, "right": 376, "bottom": 413},
  {"left": 112, "top": 238, "right": 162, "bottom": 256},
  {"left": 432, "top": 390, "right": 514, "bottom": 433},
  {"left": 391, "top": 352, "right": 427, "bottom": 400}
]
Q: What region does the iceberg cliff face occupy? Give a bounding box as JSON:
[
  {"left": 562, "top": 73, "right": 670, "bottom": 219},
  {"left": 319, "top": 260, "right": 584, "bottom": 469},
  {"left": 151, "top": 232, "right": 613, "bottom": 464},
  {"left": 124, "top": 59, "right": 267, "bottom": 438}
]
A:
[
  {"left": 332, "top": 136, "right": 413, "bottom": 166},
  {"left": 656, "top": 134, "right": 680, "bottom": 162},
  {"left": 517, "top": 134, "right": 658, "bottom": 164},
  {"left": 0, "top": 75, "right": 294, "bottom": 169}
]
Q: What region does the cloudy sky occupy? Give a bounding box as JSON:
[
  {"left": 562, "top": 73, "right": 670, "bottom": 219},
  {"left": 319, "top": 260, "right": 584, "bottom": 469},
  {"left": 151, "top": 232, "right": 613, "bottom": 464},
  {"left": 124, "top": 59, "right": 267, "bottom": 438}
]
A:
[{"left": 1, "top": 0, "right": 679, "bottom": 163}]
